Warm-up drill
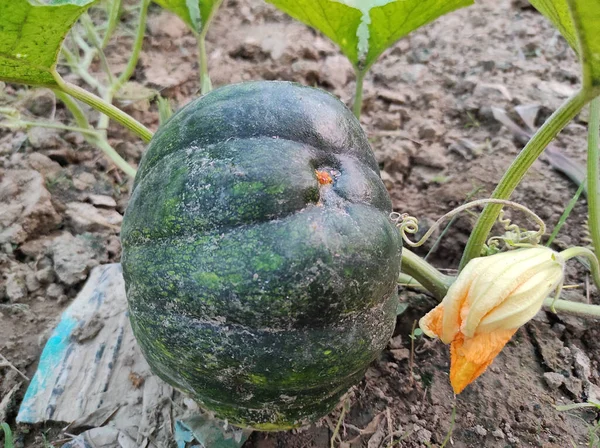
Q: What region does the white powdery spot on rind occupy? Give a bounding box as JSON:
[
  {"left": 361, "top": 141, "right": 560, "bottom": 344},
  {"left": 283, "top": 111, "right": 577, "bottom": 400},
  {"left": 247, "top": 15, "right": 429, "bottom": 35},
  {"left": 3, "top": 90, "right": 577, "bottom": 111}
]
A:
[{"left": 333, "top": 0, "right": 396, "bottom": 63}]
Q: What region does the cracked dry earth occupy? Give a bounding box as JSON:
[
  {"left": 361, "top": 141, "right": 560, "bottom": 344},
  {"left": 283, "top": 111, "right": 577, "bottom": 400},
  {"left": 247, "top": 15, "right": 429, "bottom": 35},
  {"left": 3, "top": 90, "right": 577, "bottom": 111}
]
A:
[{"left": 2, "top": 0, "right": 600, "bottom": 446}]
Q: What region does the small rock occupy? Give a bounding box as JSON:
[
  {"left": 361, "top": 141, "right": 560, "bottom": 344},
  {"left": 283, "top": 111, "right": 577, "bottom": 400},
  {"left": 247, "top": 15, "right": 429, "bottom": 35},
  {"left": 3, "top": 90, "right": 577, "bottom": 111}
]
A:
[
  {"left": 18, "top": 235, "right": 55, "bottom": 258},
  {"left": 50, "top": 233, "right": 99, "bottom": 286},
  {"left": 473, "top": 82, "right": 513, "bottom": 101},
  {"left": 86, "top": 194, "right": 117, "bottom": 208},
  {"left": 543, "top": 372, "right": 565, "bottom": 389},
  {"left": 564, "top": 376, "right": 583, "bottom": 397},
  {"left": 0, "top": 170, "right": 62, "bottom": 244},
  {"left": 5, "top": 271, "right": 27, "bottom": 302},
  {"left": 27, "top": 127, "right": 64, "bottom": 149},
  {"left": 65, "top": 202, "right": 123, "bottom": 234},
  {"left": 35, "top": 267, "right": 55, "bottom": 284},
  {"left": 147, "top": 11, "right": 187, "bottom": 38},
  {"left": 37, "top": 256, "right": 53, "bottom": 269},
  {"left": 115, "top": 141, "right": 143, "bottom": 160},
  {"left": 377, "top": 88, "right": 412, "bottom": 105},
  {"left": 25, "top": 270, "right": 40, "bottom": 293},
  {"left": 474, "top": 425, "right": 487, "bottom": 437},
  {"left": 572, "top": 347, "right": 592, "bottom": 380},
  {"left": 45, "top": 148, "right": 80, "bottom": 165},
  {"left": 106, "top": 235, "right": 121, "bottom": 259},
  {"left": 418, "top": 121, "right": 443, "bottom": 140},
  {"left": 46, "top": 283, "right": 64, "bottom": 301},
  {"left": 492, "top": 429, "right": 505, "bottom": 440},
  {"left": 389, "top": 348, "right": 410, "bottom": 361},
  {"left": 27, "top": 153, "right": 62, "bottom": 177},
  {"left": 321, "top": 55, "right": 352, "bottom": 87},
  {"left": 72, "top": 172, "right": 97, "bottom": 191},
  {"left": 586, "top": 382, "right": 600, "bottom": 402},
  {"left": 389, "top": 335, "right": 403, "bottom": 349},
  {"left": 559, "top": 313, "right": 587, "bottom": 338},
  {"left": 22, "top": 89, "right": 56, "bottom": 117},
  {"left": 415, "top": 427, "right": 432, "bottom": 444},
  {"left": 372, "top": 113, "right": 401, "bottom": 131},
  {"left": 401, "top": 64, "right": 427, "bottom": 84}
]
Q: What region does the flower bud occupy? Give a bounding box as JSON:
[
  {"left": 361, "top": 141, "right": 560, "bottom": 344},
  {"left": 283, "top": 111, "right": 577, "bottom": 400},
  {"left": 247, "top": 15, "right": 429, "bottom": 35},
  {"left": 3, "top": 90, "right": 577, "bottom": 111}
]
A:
[{"left": 419, "top": 247, "right": 565, "bottom": 393}]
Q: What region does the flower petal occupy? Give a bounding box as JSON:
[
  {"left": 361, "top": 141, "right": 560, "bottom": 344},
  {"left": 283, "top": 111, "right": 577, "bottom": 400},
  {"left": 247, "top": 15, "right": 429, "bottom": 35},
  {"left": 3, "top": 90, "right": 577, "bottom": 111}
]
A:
[
  {"left": 477, "top": 262, "right": 564, "bottom": 334},
  {"left": 419, "top": 304, "right": 444, "bottom": 338},
  {"left": 462, "top": 248, "right": 556, "bottom": 337},
  {"left": 438, "top": 255, "right": 495, "bottom": 343},
  {"left": 450, "top": 328, "right": 516, "bottom": 394}
]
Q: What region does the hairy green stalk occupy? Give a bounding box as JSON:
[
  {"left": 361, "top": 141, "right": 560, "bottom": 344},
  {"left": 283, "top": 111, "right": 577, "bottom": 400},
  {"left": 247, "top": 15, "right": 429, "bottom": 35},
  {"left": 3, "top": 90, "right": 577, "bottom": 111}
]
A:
[
  {"left": 53, "top": 72, "right": 153, "bottom": 143},
  {"left": 400, "top": 248, "right": 454, "bottom": 300},
  {"left": 102, "top": 0, "right": 122, "bottom": 48},
  {"left": 561, "top": 246, "right": 600, "bottom": 291},
  {"left": 80, "top": 13, "right": 114, "bottom": 84},
  {"left": 196, "top": 0, "right": 224, "bottom": 94},
  {"left": 460, "top": 90, "right": 589, "bottom": 270},
  {"left": 352, "top": 68, "right": 366, "bottom": 118},
  {"left": 97, "top": 0, "right": 151, "bottom": 133},
  {"left": 115, "top": 0, "right": 150, "bottom": 91},
  {"left": 587, "top": 97, "right": 600, "bottom": 261},
  {"left": 55, "top": 91, "right": 137, "bottom": 177},
  {"left": 198, "top": 33, "right": 212, "bottom": 94}
]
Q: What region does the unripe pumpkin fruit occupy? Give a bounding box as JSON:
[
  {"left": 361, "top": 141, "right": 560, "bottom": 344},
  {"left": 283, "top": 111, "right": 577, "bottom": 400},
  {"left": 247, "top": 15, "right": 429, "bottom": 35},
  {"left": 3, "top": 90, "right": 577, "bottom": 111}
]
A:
[{"left": 121, "top": 81, "right": 402, "bottom": 430}]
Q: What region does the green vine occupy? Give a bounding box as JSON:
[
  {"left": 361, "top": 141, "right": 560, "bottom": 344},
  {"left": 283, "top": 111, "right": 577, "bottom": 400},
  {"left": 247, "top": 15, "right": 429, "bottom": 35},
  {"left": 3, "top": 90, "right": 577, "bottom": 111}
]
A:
[
  {"left": 587, "top": 97, "right": 600, "bottom": 260},
  {"left": 459, "top": 90, "right": 589, "bottom": 270}
]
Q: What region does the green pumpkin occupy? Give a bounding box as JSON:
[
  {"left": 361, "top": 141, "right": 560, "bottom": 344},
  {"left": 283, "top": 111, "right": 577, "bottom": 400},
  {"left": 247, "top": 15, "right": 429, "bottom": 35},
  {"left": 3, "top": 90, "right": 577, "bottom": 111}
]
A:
[{"left": 121, "top": 81, "right": 402, "bottom": 430}]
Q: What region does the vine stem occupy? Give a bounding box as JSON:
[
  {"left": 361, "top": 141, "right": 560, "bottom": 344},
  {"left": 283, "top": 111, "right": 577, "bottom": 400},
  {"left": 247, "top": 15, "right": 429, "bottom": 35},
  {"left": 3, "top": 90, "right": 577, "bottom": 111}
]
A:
[
  {"left": 459, "top": 90, "right": 589, "bottom": 270},
  {"left": 587, "top": 97, "right": 600, "bottom": 263},
  {"left": 102, "top": 0, "right": 122, "bottom": 48},
  {"left": 52, "top": 72, "right": 153, "bottom": 143},
  {"left": 98, "top": 0, "right": 151, "bottom": 133},
  {"left": 400, "top": 248, "right": 454, "bottom": 300},
  {"left": 561, "top": 246, "right": 600, "bottom": 291},
  {"left": 54, "top": 90, "right": 137, "bottom": 178},
  {"left": 195, "top": 0, "right": 223, "bottom": 94},
  {"left": 352, "top": 68, "right": 366, "bottom": 118},
  {"left": 198, "top": 32, "right": 212, "bottom": 94},
  {"left": 399, "top": 248, "right": 600, "bottom": 319}
]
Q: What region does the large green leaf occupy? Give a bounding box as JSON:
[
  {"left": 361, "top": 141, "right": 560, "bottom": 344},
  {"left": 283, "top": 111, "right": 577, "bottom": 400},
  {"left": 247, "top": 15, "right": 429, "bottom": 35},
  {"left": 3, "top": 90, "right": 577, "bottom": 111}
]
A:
[
  {"left": 364, "top": 0, "right": 474, "bottom": 69},
  {"left": 265, "top": 0, "right": 473, "bottom": 70},
  {"left": 567, "top": 0, "right": 600, "bottom": 94},
  {"left": 0, "top": 0, "right": 96, "bottom": 87},
  {"left": 529, "top": 0, "right": 600, "bottom": 94},
  {"left": 528, "top": 0, "right": 578, "bottom": 52},
  {"left": 153, "top": 0, "right": 222, "bottom": 35}
]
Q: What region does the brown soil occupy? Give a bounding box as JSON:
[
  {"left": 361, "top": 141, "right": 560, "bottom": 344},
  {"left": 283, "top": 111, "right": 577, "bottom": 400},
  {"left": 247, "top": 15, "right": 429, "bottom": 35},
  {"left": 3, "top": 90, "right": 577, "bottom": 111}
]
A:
[{"left": 1, "top": 0, "right": 599, "bottom": 446}]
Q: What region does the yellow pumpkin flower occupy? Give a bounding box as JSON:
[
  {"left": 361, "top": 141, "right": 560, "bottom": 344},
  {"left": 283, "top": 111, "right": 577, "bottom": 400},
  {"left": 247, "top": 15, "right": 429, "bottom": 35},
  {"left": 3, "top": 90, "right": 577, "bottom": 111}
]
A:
[{"left": 419, "top": 247, "right": 565, "bottom": 394}]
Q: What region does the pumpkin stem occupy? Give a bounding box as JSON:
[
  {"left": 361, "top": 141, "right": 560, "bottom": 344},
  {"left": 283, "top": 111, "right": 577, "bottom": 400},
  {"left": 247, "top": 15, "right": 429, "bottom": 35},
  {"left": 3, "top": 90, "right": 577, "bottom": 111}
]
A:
[{"left": 315, "top": 170, "right": 333, "bottom": 185}]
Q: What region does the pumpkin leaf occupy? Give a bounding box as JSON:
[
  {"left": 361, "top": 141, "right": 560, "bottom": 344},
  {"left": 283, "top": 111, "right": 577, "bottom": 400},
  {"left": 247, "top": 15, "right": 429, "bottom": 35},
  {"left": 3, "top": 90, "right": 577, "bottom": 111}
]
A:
[
  {"left": 265, "top": 0, "right": 473, "bottom": 71},
  {"left": 528, "top": 0, "right": 578, "bottom": 52},
  {"left": 153, "top": 0, "right": 222, "bottom": 35},
  {"left": 529, "top": 0, "right": 600, "bottom": 95},
  {"left": 0, "top": 0, "right": 96, "bottom": 87},
  {"left": 567, "top": 0, "right": 600, "bottom": 95}
]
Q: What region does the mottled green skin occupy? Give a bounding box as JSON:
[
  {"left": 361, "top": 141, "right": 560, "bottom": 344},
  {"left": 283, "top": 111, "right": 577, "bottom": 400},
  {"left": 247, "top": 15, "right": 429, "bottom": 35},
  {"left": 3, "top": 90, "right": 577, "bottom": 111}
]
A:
[{"left": 121, "top": 81, "right": 402, "bottom": 429}]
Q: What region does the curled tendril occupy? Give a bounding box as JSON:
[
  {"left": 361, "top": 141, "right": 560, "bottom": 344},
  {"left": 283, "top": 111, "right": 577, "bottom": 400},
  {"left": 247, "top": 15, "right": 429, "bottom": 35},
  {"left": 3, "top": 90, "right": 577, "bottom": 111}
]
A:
[
  {"left": 390, "top": 199, "right": 546, "bottom": 250},
  {"left": 485, "top": 209, "right": 543, "bottom": 254}
]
